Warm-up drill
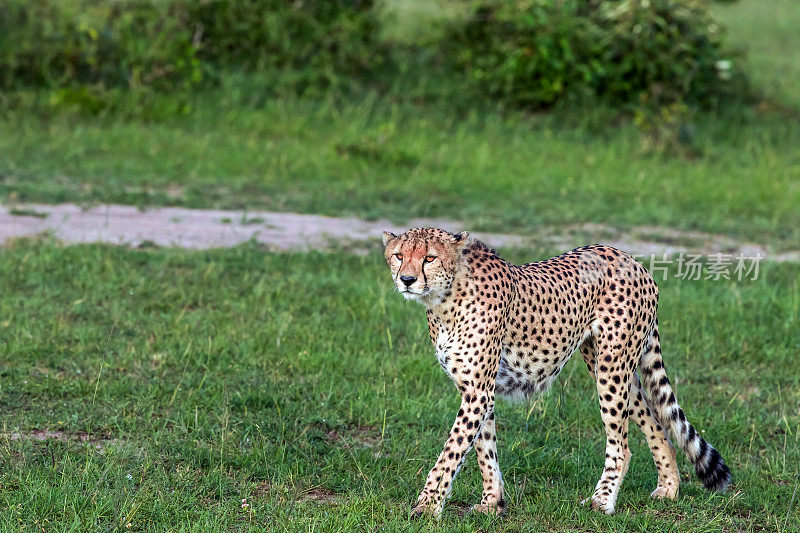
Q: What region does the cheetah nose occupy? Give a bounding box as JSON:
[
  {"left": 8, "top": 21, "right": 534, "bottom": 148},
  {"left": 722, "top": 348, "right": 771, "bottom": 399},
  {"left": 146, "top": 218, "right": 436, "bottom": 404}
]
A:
[{"left": 400, "top": 275, "right": 417, "bottom": 287}]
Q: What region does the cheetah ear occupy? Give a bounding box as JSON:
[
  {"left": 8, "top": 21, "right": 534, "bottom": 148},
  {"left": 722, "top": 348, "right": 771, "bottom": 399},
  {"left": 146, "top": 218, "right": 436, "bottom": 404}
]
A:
[
  {"left": 382, "top": 231, "right": 397, "bottom": 247},
  {"left": 452, "top": 231, "right": 469, "bottom": 244},
  {"left": 451, "top": 231, "right": 471, "bottom": 251}
]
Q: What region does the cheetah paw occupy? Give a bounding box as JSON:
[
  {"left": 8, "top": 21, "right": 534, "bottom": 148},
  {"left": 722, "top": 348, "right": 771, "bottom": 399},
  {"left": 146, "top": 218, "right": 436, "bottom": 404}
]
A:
[
  {"left": 650, "top": 486, "right": 678, "bottom": 500},
  {"left": 469, "top": 499, "right": 507, "bottom": 516},
  {"left": 580, "top": 496, "right": 615, "bottom": 515},
  {"left": 410, "top": 501, "right": 440, "bottom": 519}
]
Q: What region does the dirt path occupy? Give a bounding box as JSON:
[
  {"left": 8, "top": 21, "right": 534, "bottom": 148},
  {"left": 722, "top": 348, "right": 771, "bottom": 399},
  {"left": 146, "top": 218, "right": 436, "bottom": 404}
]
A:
[{"left": 2, "top": 203, "right": 797, "bottom": 261}]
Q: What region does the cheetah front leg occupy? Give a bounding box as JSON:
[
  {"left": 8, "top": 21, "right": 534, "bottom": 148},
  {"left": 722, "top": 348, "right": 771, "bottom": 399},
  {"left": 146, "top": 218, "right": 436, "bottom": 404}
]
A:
[
  {"left": 470, "top": 410, "right": 506, "bottom": 515},
  {"left": 412, "top": 389, "right": 493, "bottom": 517}
]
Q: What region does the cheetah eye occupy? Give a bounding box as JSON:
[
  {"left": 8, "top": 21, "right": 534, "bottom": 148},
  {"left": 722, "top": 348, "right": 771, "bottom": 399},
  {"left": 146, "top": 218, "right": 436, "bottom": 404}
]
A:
[
  {"left": 394, "top": 253, "right": 403, "bottom": 261},
  {"left": 424, "top": 255, "right": 436, "bottom": 263}
]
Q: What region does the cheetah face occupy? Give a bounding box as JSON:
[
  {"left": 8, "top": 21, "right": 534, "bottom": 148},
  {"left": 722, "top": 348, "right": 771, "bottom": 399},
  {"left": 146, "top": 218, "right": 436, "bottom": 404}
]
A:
[{"left": 382, "top": 228, "right": 470, "bottom": 306}]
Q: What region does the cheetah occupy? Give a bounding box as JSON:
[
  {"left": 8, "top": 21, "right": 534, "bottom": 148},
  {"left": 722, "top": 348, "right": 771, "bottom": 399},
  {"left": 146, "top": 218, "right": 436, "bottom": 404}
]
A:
[{"left": 382, "top": 227, "right": 731, "bottom": 517}]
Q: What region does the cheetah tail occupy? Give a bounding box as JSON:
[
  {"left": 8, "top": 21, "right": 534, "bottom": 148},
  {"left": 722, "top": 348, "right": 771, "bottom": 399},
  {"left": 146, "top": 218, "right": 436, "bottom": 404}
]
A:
[{"left": 638, "top": 321, "right": 732, "bottom": 492}]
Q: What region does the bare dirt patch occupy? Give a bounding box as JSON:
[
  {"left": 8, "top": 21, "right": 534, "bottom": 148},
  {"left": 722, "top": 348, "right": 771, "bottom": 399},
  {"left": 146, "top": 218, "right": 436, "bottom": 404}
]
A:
[
  {"left": 255, "top": 482, "right": 343, "bottom": 506},
  {"left": 324, "top": 424, "right": 383, "bottom": 449},
  {"left": 301, "top": 487, "right": 340, "bottom": 504},
  {"left": 4, "top": 429, "right": 121, "bottom": 451},
  {"left": 324, "top": 424, "right": 387, "bottom": 459},
  {"left": 2, "top": 203, "right": 797, "bottom": 261}
]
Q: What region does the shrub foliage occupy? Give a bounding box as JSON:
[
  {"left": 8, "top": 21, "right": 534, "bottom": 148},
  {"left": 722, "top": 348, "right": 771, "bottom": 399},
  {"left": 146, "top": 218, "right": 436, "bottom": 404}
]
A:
[
  {"left": 0, "top": 0, "right": 202, "bottom": 111},
  {"left": 448, "top": 0, "right": 739, "bottom": 109},
  {"left": 0, "top": 0, "right": 743, "bottom": 114},
  {"left": 0, "top": 0, "right": 382, "bottom": 112},
  {"left": 189, "top": 0, "right": 380, "bottom": 77}
]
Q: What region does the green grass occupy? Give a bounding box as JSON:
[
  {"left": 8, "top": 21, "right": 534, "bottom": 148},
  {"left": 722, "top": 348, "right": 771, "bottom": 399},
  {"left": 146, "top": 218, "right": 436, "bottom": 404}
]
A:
[
  {"left": 2, "top": 92, "right": 799, "bottom": 246},
  {"left": 378, "top": 0, "right": 470, "bottom": 45},
  {"left": 1, "top": 2, "right": 799, "bottom": 247},
  {"left": 2, "top": 1, "right": 799, "bottom": 530},
  {"left": 714, "top": 0, "right": 800, "bottom": 109},
  {"left": 1, "top": 241, "right": 798, "bottom": 531}
]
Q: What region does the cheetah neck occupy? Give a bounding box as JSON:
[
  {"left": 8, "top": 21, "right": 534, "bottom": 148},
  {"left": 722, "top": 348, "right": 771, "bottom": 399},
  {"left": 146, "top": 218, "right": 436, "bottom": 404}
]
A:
[{"left": 423, "top": 258, "right": 475, "bottom": 318}]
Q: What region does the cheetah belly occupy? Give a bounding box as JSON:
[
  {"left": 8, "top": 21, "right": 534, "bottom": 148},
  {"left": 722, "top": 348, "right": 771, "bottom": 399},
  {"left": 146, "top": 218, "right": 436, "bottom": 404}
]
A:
[
  {"left": 494, "top": 351, "right": 563, "bottom": 401},
  {"left": 495, "top": 327, "right": 594, "bottom": 401}
]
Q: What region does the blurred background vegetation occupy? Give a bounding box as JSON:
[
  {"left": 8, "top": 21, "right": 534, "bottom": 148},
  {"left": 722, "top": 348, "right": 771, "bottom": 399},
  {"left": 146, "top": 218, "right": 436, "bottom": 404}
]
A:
[
  {"left": 0, "top": 0, "right": 748, "bottom": 115},
  {"left": 2, "top": 0, "right": 798, "bottom": 244}
]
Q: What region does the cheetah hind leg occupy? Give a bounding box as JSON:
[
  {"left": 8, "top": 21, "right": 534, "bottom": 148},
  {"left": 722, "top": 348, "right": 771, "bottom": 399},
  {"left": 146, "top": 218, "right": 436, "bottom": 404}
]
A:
[
  {"left": 630, "top": 372, "right": 680, "bottom": 500},
  {"left": 578, "top": 336, "right": 633, "bottom": 514},
  {"left": 579, "top": 337, "right": 679, "bottom": 506}
]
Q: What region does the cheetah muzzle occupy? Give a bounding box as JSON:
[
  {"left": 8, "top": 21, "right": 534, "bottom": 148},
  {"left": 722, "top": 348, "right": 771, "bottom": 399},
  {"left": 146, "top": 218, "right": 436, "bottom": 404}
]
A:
[{"left": 382, "top": 227, "right": 731, "bottom": 517}]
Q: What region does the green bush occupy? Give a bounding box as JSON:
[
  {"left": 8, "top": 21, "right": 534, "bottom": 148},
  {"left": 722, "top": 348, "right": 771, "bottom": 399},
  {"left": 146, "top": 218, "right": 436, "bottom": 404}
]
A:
[
  {"left": 188, "top": 0, "right": 383, "bottom": 85},
  {"left": 0, "top": 0, "right": 202, "bottom": 112},
  {"left": 448, "top": 0, "right": 743, "bottom": 109},
  {"left": 0, "top": 0, "right": 383, "bottom": 113}
]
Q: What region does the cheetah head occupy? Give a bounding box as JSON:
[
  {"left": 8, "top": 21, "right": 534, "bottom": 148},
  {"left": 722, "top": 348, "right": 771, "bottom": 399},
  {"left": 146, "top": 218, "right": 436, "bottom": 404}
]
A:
[{"left": 382, "top": 227, "right": 471, "bottom": 306}]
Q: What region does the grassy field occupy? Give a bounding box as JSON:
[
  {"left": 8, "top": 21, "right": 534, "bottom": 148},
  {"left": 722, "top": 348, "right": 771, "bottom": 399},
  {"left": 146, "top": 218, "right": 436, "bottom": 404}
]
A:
[
  {"left": 1, "top": 241, "right": 798, "bottom": 531},
  {"left": 2, "top": 0, "right": 799, "bottom": 531},
  {"left": 1, "top": 1, "right": 799, "bottom": 246},
  {"left": 3, "top": 95, "right": 799, "bottom": 246},
  {"left": 713, "top": 0, "right": 800, "bottom": 109}
]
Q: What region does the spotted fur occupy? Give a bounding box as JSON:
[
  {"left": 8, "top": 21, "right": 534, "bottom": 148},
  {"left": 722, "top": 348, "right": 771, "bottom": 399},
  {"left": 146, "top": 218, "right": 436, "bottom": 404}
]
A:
[{"left": 382, "top": 228, "right": 731, "bottom": 517}]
